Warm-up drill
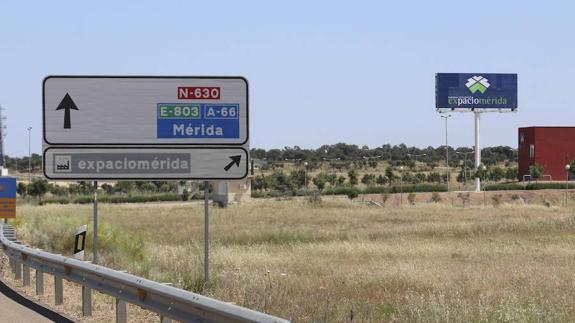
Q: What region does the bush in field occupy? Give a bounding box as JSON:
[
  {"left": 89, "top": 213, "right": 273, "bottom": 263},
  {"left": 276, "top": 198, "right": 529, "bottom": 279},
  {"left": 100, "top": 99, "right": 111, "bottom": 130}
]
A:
[
  {"left": 17, "top": 182, "right": 27, "bottom": 197},
  {"left": 530, "top": 164, "right": 545, "bottom": 181},
  {"left": 306, "top": 191, "right": 322, "bottom": 206},
  {"left": 312, "top": 172, "right": 329, "bottom": 191},
  {"left": 492, "top": 194, "right": 503, "bottom": 207},
  {"left": 28, "top": 178, "right": 49, "bottom": 202},
  {"left": 430, "top": 192, "right": 442, "bottom": 203},
  {"left": 348, "top": 169, "right": 358, "bottom": 186},
  {"left": 346, "top": 189, "right": 359, "bottom": 200},
  {"left": 407, "top": 193, "right": 416, "bottom": 205}
]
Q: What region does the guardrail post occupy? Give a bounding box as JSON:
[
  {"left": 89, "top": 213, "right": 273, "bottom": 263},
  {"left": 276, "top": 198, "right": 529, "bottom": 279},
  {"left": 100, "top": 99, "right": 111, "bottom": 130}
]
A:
[
  {"left": 55, "top": 276, "right": 63, "bottom": 305},
  {"left": 9, "top": 257, "right": 14, "bottom": 273},
  {"left": 160, "top": 315, "right": 172, "bottom": 323},
  {"left": 14, "top": 260, "right": 21, "bottom": 280},
  {"left": 36, "top": 270, "right": 44, "bottom": 295},
  {"left": 22, "top": 264, "right": 30, "bottom": 286},
  {"left": 116, "top": 298, "right": 127, "bottom": 323},
  {"left": 82, "top": 286, "right": 92, "bottom": 316}
]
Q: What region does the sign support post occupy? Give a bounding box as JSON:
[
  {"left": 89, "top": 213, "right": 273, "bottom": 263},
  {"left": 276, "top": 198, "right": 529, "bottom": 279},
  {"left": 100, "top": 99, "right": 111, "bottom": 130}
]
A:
[
  {"left": 204, "top": 181, "right": 209, "bottom": 289},
  {"left": 93, "top": 181, "right": 98, "bottom": 264},
  {"left": 474, "top": 111, "right": 481, "bottom": 192}
]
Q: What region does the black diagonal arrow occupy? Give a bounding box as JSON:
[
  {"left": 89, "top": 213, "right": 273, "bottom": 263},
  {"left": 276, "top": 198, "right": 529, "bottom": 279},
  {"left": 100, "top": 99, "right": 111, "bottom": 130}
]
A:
[
  {"left": 224, "top": 155, "right": 242, "bottom": 171},
  {"left": 56, "top": 93, "right": 79, "bottom": 129}
]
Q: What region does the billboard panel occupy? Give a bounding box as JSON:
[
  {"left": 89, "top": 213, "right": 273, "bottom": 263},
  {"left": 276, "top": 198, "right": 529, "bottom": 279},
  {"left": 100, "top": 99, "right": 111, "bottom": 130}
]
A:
[{"left": 436, "top": 73, "right": 517, "bottom": 110}]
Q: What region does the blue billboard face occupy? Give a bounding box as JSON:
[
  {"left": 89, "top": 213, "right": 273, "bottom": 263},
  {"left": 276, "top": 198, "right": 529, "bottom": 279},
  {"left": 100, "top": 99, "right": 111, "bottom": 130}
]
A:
[{"left": 436, "top": 73, "right": 517, "bottom": 110}]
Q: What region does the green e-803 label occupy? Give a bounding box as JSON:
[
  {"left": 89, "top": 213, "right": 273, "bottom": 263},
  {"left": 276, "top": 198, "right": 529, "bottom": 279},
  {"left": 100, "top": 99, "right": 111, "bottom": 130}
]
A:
[{"left": 158, "top": 104, "right": 200, "bottom": 119}]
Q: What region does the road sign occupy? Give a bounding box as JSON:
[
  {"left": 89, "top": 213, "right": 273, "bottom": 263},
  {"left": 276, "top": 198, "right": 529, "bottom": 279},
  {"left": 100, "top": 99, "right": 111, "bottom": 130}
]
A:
[
  {"left": 43, "top": 147, "right": 248, "bottom": 180},
  {"left": 43, "top": 76, "right": 248, "bottom": 146},
  {"left": 436, "top": 73, "right": 517, "bottom": 111},
  {"left": 0, "top": 177, "right": 16, "bottom": 218}
]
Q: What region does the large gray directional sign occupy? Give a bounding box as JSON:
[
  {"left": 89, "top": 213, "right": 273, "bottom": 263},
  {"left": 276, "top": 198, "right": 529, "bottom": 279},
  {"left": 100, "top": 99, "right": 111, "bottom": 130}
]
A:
[
  {"left": 43, "top": 76, "right": 248, "bottom": 145},
  {"left": 42, "top": 76, "right": 249, "bottom": 180},
  {"left": 44, "top": 147, "right": 248, "bottom": 180}
]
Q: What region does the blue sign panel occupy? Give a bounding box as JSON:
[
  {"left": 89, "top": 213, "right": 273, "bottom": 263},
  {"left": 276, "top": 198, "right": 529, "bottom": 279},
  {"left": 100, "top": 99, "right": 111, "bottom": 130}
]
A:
[
  {"left": 157, "top": 103, "right": 240, "bottom": 139},
  {"left": 0, "top": 177, "right": 16, "bottom": 199},
  {"left": 436, "top": 73, "right": 517, "bottom": 110}
]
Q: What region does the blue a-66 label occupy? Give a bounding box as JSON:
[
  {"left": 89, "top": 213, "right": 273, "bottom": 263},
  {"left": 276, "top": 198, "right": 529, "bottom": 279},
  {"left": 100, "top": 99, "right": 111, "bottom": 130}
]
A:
[{"left": 157, "top": 103, "right": 240, "bottom": 139}]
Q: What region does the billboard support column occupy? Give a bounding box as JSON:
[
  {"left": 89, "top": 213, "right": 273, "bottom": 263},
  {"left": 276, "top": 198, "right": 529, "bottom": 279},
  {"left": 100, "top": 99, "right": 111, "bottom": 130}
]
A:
[{"left": 474, "top": 111, "right": 481, "bottom": 192}]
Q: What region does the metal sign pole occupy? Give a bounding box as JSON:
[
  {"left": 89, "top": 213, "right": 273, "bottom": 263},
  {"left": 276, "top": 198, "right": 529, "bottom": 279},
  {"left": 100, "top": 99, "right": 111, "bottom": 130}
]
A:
[
  {"left": 204, "top": 181, "right": 209, "bottom": 289},
  {"left": 93, "top": 181, "right": 98, "bottom": 264},
  {"left": 474, "top": 112, "right": 481, "bottom": 192}
]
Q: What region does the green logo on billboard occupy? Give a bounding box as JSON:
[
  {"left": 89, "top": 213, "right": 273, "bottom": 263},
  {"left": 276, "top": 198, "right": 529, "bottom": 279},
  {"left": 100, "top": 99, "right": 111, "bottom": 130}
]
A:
[{"left": 465, "top": 76, "right": 490, "bottom": 94}]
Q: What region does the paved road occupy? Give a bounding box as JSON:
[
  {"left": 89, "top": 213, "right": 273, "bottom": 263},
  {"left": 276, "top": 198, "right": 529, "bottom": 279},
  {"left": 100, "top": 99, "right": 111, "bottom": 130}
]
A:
[
  {"left": 0, "top": 291, "right": 52, "bottom": 322},
  {"left": 0, "top": 279, "right": 73, "bottom": 323}
]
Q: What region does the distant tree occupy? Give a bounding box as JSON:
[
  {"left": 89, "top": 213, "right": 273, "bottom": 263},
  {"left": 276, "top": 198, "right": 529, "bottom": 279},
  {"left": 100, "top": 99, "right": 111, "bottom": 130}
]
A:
[
  {"left": 49, "top": 184, "right": 68, "bottom": 196},
  {"left": 529, "top": 164, "right": 544, "bottom": 181},
  {"left": 505, "top": 167, "right": 518, "bottom": 181},
  {"left": 427, "top": 172, "right": 442, "bottom": 183},
  {"left": 28, "top": 178, "right": 49, "bottom": 202},
  {"left": 16, "top": 183, "right": 27, "bottom": 197},
  {"left": 361, "top": 174, "right": 375, "bottom": 186},
  {"left": 348, "top": 169, "right": 358, "bottom": 186},
  {"left": 385, "top": 167, "right": 395, "bottom": 183},
  {"left": 101, "top": 183, "right": 114, "bottom": 194},
  {"left": 252, "top": 175, "right": 267, "bottom": 191},
  {"left": 489, "top": 166, "right": 505, "bottom": 182},
  {"left": 140, "top": 182, "right": 157, "bottom": 192},
  {"left": 326, "top": 174, "right": 338, "bottom": 187},
  {"left": 312, "top": 173, "right": 329, "bottom": 191},
  {"left": 376, "top": 175, "right": 387, "bottom": 185},
  {"left": 337, "top": 176, "right": 346, "bottom": 186}
]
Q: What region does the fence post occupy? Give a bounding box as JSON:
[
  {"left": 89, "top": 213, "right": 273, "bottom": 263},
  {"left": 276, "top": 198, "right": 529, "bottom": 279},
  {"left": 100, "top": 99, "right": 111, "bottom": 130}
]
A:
[
  {"left": 55, "top": 277, "right": 63, "bottom": 305},
  {"left": 36, "top": 270, "right": 44, "bottom": 295},
  {"left": 22, "top": 264, "right": 30, "bottom": 286},
  {"left": 116, "top": 298, "right": 127, "bottom": 323},
  {"left": 82, "top": 286, "right": 92, "bottom": 316}
]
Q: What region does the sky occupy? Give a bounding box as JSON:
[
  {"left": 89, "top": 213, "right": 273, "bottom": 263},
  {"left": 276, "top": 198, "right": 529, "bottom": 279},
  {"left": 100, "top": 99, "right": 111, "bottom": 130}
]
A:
[{"left": 1, "top": 1, "right": 574, "bottom": 156}]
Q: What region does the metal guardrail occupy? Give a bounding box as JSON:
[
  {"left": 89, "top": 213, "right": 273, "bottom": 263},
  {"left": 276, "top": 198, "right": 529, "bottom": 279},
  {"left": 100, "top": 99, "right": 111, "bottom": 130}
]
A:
[{"left": 0, "top": 223, "right": 289, "bottom": 323}]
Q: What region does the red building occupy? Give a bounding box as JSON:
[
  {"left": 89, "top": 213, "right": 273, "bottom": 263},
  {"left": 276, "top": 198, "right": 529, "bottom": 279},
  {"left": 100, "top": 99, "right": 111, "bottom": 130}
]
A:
[{"left": 518, "top": 127, "right": 575, "bottom": 181}]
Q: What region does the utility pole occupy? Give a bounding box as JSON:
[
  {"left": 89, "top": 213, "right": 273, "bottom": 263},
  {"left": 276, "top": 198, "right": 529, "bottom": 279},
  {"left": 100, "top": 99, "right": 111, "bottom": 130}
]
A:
[{"left": 27, "top": 126, "right": 32, "bottom": 197}]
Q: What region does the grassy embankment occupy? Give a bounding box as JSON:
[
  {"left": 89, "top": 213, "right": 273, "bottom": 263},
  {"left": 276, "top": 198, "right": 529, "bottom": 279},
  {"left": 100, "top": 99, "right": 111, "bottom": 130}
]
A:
[{"left": 7, "top": 199, "right": 575, "bottom": 322}]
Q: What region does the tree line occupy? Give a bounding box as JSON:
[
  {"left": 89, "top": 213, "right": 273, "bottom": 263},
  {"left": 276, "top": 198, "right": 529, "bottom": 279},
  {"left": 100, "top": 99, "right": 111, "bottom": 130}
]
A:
[{"left": 250, "top": 143, "right": 516, "bottom": 167}]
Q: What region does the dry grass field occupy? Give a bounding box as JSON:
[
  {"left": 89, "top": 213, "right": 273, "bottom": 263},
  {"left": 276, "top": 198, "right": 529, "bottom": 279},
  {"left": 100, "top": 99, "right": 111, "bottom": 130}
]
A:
[{"left": 4, "top": 197, "right": 575, "bottom": 322}]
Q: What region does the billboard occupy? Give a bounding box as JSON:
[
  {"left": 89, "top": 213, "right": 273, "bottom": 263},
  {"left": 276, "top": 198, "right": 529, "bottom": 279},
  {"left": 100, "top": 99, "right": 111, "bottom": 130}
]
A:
[{"left": 436, "top": 73, "right": 517, "bottom": 110}]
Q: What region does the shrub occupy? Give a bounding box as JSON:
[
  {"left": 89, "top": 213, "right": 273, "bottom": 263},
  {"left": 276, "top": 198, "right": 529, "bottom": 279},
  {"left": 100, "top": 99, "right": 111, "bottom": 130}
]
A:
[
  {"left": 492, "top": 194, "right": 503, "bottom": 207},
  {"left": 430, "top": 192, "right": 442, "bottom": 203},
  {"left": 347, "top": 189, "right": 359, "bottom": 200},
  {"left": 306, "top": 191, "right": 322, "bottom": 206},
  {"left": 407, "top": 193, "right": 416, "bottom": 205}
]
